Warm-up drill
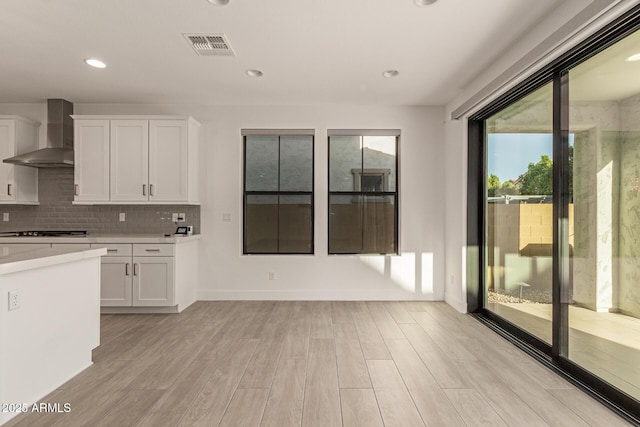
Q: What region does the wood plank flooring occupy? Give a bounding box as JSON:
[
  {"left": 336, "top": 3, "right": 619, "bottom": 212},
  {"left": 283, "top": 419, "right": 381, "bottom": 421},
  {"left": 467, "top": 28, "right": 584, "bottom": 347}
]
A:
[
  {"left": 4, "top": 301, "right": 632, "bottom": 426},
  {"left": 489, "top": 302, "right": 640, "bottom": 400}
]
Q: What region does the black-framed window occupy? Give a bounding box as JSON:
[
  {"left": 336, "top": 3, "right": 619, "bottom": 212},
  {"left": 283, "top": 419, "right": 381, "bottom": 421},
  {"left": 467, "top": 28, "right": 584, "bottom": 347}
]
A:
[
  {"left": 328, "top": 130, "right": 399, "bottom": 254},
  {"left": 243, "top": 130, "right": 314, "bottom": 254}
]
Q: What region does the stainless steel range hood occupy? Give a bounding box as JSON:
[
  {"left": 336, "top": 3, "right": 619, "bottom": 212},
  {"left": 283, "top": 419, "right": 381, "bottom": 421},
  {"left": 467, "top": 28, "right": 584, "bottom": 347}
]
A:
[{"left": 3, "top": 99, "right": 74, "bottom": 168}]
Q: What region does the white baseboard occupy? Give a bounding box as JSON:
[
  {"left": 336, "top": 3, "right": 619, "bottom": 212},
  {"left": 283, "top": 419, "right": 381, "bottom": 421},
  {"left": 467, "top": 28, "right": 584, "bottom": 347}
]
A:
[
  {"left": 101, "top": 306, "right": 179, "bottom": 314},
  {"left": 445, "top": 295, "right": 467, "bottom": 313},
  {"left": 197, "top": 289, "right": 441, "bottom": 301}
]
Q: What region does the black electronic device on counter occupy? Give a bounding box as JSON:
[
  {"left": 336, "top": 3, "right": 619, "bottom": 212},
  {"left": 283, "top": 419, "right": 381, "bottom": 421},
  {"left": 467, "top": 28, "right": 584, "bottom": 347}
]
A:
[{"left": 175, "top": 226, "right": 189, "bottom": 235}]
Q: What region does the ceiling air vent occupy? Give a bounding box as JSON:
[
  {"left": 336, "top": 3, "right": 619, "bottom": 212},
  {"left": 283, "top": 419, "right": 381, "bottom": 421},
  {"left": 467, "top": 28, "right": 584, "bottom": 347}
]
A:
[{"left": 183, "top": 33, "right": 235, "bottom": 56}]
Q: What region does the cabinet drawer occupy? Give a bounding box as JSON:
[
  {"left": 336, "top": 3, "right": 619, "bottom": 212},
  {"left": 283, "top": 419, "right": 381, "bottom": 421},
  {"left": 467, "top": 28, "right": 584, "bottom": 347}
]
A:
[
  {"left": 1, "top": 244, "right": 50, "bottom": 255},
  {"left": 133, "top": 244, "right": 174, "bottom": 257},
  {"left": 91, "top": 243, "right": 132, "bottom": 256},
  {"left": 51, "top": 243, "right": 91, "bottom": 250}
]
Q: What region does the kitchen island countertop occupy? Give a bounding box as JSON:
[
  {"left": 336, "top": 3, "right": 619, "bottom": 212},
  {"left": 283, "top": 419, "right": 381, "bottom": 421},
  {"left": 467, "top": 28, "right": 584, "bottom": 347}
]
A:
[{"left": 0, "top": 245, "right": 107, "bottom": 275}]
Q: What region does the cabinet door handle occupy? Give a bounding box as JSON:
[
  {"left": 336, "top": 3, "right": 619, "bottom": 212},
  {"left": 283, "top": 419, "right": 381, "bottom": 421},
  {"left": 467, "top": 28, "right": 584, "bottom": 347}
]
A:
[
  {"left": 145, "top": 249, "right": 161, "bottom": 252},
  {"left": 74, "top": 184, "right": 79, "bottom": 196},
  {"left": 142, "top": 184, "right": 147, "bottom": 196},
  {"left": 150, "top": 184, "right": 154, "bottom": 196},
  {"left": 133, "top": 263, "right": 138, "bottom": 276},
  {"left": 107, "top": 249, "right": 118, "bottom": 253},
  {"left": 7, "top": 184, "right": 12, "bottom": 196},
  {"left": 125, "top": 263, "right": 130, "bottom": 276}
]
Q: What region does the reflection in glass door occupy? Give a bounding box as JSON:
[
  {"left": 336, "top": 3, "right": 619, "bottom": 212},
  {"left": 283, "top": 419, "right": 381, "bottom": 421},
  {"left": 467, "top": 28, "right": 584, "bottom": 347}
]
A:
[
  {"left": 567, "top": 27, "right": 640, "bottom": 401},
  {"left": 485, "top": 83, "right": 554, "bottom": 343}
]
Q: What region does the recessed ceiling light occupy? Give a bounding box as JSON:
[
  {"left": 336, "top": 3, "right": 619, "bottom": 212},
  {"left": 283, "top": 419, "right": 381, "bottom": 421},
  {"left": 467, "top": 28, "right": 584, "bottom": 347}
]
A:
[
  {"left": 84, "top": 58, "right": 106, "bottom": 69},
  {"left": 207, "top": 0, "right": 229, "bottom": 5},
  {"left": 382, "top": 70, "right": 399, "bottom": 78},
  {"left": 246, "top": 69, "right": 263, "bottom": 77},
  {"left": 414, "top": 0, "right": 437, "bottom": 6},
  {"left": 625, "top": 52, "right": 640, "bottom": 62}
]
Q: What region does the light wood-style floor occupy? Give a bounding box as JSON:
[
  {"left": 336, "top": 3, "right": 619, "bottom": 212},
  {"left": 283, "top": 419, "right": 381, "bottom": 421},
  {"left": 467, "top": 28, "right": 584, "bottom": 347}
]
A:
[
  {"left": 5, "top": 301, "right": 632, "bottom": 427},
  {"left": 489, "top": 302, "right": 640, "bottom": 400}
]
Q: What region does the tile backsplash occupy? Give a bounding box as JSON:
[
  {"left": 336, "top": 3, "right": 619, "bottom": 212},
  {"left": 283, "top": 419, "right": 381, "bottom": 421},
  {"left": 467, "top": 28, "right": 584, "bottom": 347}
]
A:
[{"left": 1, "top": 168, "right": 200, "bottom": 234}]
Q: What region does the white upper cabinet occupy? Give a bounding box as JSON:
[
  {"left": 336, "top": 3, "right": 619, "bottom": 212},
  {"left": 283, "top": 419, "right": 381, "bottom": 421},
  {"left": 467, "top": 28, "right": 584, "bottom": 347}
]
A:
[
  {"left": 0, "top": 116, "right": 39, "bottom": 205},
  {"left": 72, "top": 116, "right": 200, "bottom": 205},
  {"left": 74, "top": 119, "right": 110, "bottom": 202},
  {"left": 110, "top": 120, "right": 149, "bottom": 202},
  {"left": 148, "top": 120, "right": 188, "bottom": 202}
]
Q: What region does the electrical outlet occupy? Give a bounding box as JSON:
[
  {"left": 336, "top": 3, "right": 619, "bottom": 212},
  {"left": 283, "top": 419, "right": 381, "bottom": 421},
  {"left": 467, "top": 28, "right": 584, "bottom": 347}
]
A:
[
  {"left": 178, "top": 213, "right": 186, "bottom": 222},
  {"left": 172, "top": 213, "right": 179, "bottom": 222},
  {"left": 2, "top": 213, "right": 8, "bottom": 222},
  {"left": 119, "top": 212, "right": 126, "bottom": 222},
  {"left": 268, "top": 272, "right": 276, "bottom": 280},
  {"left": 8, "top": 290, "right": 20, "bottom": 311}
]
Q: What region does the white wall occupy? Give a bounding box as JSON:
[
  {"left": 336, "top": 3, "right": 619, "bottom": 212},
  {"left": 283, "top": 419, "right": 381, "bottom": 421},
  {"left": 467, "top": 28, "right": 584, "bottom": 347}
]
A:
[
  {"left": 74, "top": 103, "right": 445, "bottom": 300},
  {"left": 443, "top": 118, "right": 467, "bottom": 312}
]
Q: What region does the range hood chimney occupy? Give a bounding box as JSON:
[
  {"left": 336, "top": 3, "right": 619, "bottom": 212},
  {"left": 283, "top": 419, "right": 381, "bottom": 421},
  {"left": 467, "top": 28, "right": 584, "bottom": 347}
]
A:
[{"left": 3, "top": 99, "right": 74, "bottom": 168}]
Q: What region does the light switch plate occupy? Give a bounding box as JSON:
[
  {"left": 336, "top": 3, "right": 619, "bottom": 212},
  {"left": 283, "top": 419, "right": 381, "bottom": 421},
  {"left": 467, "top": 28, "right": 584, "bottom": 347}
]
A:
[{"left": 2, "top": 213, "right": 8, "bottom": 222}]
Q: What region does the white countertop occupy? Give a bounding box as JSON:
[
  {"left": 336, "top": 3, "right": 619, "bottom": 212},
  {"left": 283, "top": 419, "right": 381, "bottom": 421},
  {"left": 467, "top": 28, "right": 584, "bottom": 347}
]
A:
[
  {"left": 0, "top": 246, "right": 107, "bottom": 275},
  {"left": 0, "top": 233, "right": 201, "bottom": 244}
]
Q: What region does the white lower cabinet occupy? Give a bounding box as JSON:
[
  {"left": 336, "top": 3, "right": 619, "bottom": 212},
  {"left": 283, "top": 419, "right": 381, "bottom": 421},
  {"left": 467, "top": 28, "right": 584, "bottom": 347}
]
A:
[
  {"left": 133, "top": 256, "right": 174, "bottom": 306},
  {"left": 0, "top": 238, "right": 198, "bottom": 313},
  {"left": 93, "top": 243, "right": 175, "bottom": 308},
  {"left": 100, "top": 256, "right": 133, "bottom": 306}
]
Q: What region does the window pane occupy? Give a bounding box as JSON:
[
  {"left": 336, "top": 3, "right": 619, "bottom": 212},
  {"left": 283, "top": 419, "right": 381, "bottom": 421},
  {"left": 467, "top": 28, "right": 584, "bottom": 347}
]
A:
[
  {"left": 280, "top": 135, "right": 313, "bottom": 192},
  {"left": 361, "top": 174, "right": 384, "bottom": 192},
  {"left": 279, "top": 195, "right": 312, "bottom": 253},
  {"left": 329, "top": 135, "right": 361, "bottom": 191},
  {"left": 485, "top": 82, "right": 553, "bottom": 344},
  {"left": 245, "top": 135, "right": 278, "bottom": 191},
  {"left": 567, "top": 28, "right": 640, "bottom": 401},
  {"left": 329, "top": 195, "right": 362, "bottom": 253},
  {"left": 363, "top": 195, "right": 396, "bottom": 253},
  {"left": 245, "top": 195, "right": 278, "bottom": 253},
  {"left": 363, "top": 136, "right": 396, "bottom": 192}
]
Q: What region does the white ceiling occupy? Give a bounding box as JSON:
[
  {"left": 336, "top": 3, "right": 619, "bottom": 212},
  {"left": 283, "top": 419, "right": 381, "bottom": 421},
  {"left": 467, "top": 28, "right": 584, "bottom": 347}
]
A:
[{"left": 0, "top": 0, "right": 568, "bottom": 106}]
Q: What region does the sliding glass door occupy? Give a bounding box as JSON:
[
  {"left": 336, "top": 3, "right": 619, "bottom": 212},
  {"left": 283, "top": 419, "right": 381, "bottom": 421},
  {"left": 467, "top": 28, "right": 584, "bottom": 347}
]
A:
[
  {"left": 567, "top": 27, "right": 640, "bottom": 402},
  {"left": 485, "top": 83, "right": 554, "bottom": 343},
  {"left": 472, "top": 9, "right": 640, "bottom": 417}
]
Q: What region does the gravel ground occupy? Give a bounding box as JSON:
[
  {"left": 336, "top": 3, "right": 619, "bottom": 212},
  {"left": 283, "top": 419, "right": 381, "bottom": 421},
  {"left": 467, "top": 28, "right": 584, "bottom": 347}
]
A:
[{"left": 488, "top": 289, "right": 553, "bottom": 304}]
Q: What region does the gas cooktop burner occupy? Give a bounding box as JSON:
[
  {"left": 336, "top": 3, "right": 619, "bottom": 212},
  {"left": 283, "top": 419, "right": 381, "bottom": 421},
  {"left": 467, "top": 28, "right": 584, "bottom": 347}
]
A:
[{"left": 2, "top": 230, "right": 88, "bottom": 237}]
